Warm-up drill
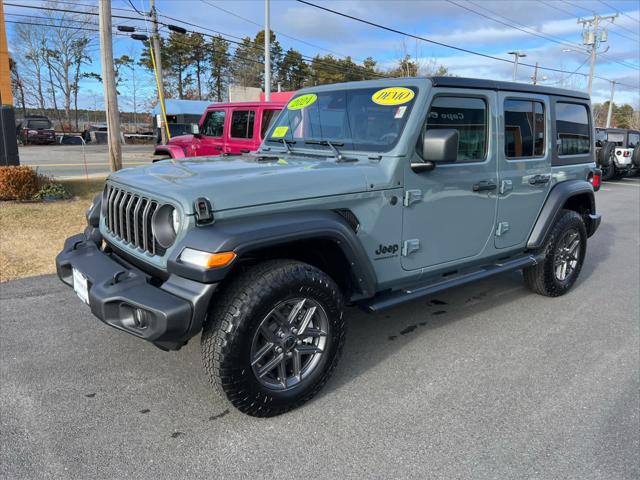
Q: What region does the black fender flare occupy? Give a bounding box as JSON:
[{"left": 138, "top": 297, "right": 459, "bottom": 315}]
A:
[
  {"left": 167, "top": 211, "right": 377, "bottom": 299},
  {"left": 527, "top": 179, "right": 596, "bottom": 250}
]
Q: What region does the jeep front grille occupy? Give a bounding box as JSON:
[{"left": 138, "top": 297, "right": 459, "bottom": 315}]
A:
[{"left": 104, "top": 185, "right": 165, "bottom": 256}]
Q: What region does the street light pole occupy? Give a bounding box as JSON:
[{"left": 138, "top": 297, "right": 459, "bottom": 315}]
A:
[
  {"left": 264, "top": 0, "right": 271, "bottom": 101},
  {"left": 150, "top": 0, "right": 167, "bottom": 143},
  {"left": 98, "top": 0, "right": 122, "bottom": 171},
  {"left": 606, "top": 80, "right": 616, "bottom": 128},
  {"left": 508, "top": 51, "right": 526, "bottom": 82}
]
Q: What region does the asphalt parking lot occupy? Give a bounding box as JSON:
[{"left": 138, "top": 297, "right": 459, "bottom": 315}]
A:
[
  {"left": 1, "top": 178, "right": 638, "bottom": 479},
  {"left": 18, "top": 144, "right": 156, "bottom": 179}
]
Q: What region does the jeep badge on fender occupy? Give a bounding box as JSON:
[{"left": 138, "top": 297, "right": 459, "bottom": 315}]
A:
[{"left": 56, "top": 77, "right": 601, "bottom": 417}]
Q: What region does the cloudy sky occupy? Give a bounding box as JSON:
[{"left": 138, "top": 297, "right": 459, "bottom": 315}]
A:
[{"left": 5, "top": 0, "right": 640, "bottom": 110}]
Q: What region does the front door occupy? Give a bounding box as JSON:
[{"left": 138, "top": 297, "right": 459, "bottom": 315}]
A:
[
  {"left": 495, "top": 93, "right": 551, "bottom": 249},
  {"left": 193, "top": 108, "right": 227, "bottom": 156},
  {"left": 402, "top": 90, "right": 498, "bottom": 271},
  {"left": 226, "top": 108, "right": 257, "bottom": 155}
]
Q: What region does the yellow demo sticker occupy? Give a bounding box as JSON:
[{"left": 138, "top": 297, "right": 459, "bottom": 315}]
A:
[
  {"left": 272, "top": 126, "right": 289, "bottom": 138},
  {"left": 371, "top": 87, "right": 415, "bottom": 106},
  {"left": 287, "top": 94, "right": 317, "bottom": 110}
]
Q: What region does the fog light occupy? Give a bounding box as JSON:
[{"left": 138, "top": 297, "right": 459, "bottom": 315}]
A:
[{"left": 133, "top": 308, "right": 149, "bottom": 329}]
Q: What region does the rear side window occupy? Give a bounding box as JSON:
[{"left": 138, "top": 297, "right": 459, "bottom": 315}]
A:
[
  {"left": 230, "top": 110, "right": 256, "bottom": 139},
  {"left": 260, "top": 109, "right": 281, "bottom": 139},
  {"left": 425, "top": 96, "right": 487, "bottom": 162},
  {"left": 555, "top": 103, "right": 590, "bottom": 156},
  {"left": 627, "top": 133, "right": 639, "bottom": 148},
  {"left": 201, "top": 110, "right": 225, "bottom": 137},
  {"left": 504, "top": 99, "right": 545, "bottom": 158}
]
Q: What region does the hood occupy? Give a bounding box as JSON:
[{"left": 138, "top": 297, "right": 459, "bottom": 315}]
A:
[{"left": 108, "top": 154, "right": 370, "bottom": 213}]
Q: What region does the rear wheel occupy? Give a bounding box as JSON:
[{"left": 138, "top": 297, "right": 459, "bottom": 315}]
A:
[
  {"left": 523, "top": 209, "right": 587, "bottom": 297},
  {"left": 201, "top": 260, "right": 345, "bottom": 417}
]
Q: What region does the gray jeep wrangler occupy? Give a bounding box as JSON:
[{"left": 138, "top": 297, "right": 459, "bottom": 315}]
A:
[{"left": 57, "top": 77, "right": 601, "bottom": 417}]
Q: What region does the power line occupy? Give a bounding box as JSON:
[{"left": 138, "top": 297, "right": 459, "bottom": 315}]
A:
[
  {"left": 126, "top": 0, "right": 147, "bottom": 18},
  {"left": 598, "top": 0, "right": 640, "bottom": 25},
  {"left": 294, "top": 0, "right": 639, "bottom": 81},
  {"left": 199, "top": 0, "right": 366, "bottom": 63},
  {"left": 448, "top": 0, "right": 588, "bottom": 53},
  {"left": 560, "top": 0, "right": 639, "bottom": 38}
]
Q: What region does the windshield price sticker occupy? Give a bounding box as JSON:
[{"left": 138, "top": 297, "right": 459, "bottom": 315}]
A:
[
  {"left": 287, "top": 94, "right": 317, "bottom": 110},
  {"left": 272, "top": 126, "right": 289, "bottom": 138},
  {"left": 372, "top": 87, "right": 415, "bottom": 106}
]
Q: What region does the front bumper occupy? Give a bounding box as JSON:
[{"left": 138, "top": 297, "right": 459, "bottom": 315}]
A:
[{"left": 56, "top": 232, "right": 217, "bottom": 350}]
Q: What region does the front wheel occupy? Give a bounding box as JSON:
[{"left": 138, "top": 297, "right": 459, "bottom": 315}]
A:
[
  {"left": 523, "top": 209, "right": 587, "bottom": 297},
  {"left": 201, "top": 260, "right": 345, "bottom": 417}
]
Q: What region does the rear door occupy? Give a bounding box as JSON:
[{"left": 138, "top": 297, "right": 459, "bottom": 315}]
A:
[
  {"left": 193, "top": 108, "right": 226, "bottom": 156},
  {"left": 495, "top": 92, "right": 551, "bottom": 249},
  {"left": 226, "top": 108, "right": 257, "bottom": 155}
]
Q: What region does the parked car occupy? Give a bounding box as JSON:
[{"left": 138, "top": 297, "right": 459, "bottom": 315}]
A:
[
  {"left": 17, "top": 115, "right": 56, "bottom": 145},
  {"left": 153, "top": 102, "right": 286, "bottom": 159},
  {"left": 595, "top": 127, "right": 639, "bottom": 180},
  {"left": 57, "top": 77, "right": 601, "bottom": 417}
]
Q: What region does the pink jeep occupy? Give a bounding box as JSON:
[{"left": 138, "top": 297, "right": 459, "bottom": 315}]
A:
[{"left": 154, "top": 101, "right": 287, "bottom": 160}]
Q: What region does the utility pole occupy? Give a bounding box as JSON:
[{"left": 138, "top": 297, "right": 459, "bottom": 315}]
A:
[
  {"left": 98, "top": 0, "right": 122, "bottom": 171},
  {"left": 578, "top": 13, "right": 618, "bottom": 97},
  {"left": 531, "top": 62, "right": 539, "bottom": 85},
  {"left": 264, "top": 0, "right": 271, "bottom": 101},
  {"left": 150, "top": 0, "right": 167, "bottom": 143},
  {"left": 606, "top": 80, "right": 616, "bottom": 128},
  {"left": 508, "top": 51, "right": 526, "bottom": 82}
]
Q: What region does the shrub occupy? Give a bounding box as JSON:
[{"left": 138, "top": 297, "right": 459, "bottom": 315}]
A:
[
  {"left": 33, "top": 182, "right": 71, "bottom": 201},
  {"left": 0, "top": 166, "right": 40, "bottom": 201}
]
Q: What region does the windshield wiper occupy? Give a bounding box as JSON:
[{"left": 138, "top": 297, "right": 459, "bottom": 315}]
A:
[
  {"left": 304, "top": 140, "right": 352, "bottom": 162},
  {"left": 276, "top": 138, "right": 295, "bottom": 154}
]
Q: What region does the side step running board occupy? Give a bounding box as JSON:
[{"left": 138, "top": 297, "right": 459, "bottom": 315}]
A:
[{"left": 362, "top": 253, "right": 545, "bottom": 312}]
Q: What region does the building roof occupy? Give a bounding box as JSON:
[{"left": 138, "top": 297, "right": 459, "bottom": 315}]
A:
[{"left": 151, "top": 99, "right": 212, "bottom": 116}]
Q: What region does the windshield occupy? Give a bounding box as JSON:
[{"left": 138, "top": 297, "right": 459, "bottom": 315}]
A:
[
  {"left": 26, "top": 119, "right": 52, "bottom": 130},
  {"left": 265, "top": 87, "right": 417, "bottom": 153}
]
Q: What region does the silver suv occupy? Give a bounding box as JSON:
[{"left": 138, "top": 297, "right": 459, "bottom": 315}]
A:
[{"left": 57, "top": 77, "right": 602, "bottom": 416}]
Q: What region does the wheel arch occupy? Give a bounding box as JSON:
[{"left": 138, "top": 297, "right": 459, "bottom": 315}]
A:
[
  {"left": 153, "top": 144, "right": 185, "bottom": 161},
  {"left": 167, "top": 210, "right": 377, "bottom": 301},
  {"left": 527, "top": 179, "right": 596, "bottom": 250}
]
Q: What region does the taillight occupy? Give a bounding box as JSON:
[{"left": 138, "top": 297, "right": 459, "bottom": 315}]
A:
[
  {"left": 590, "top": 171, "right": 601, "bottom": 191},
  {"left": 623, "top": 150, "right": 631, "bottom": 157}
]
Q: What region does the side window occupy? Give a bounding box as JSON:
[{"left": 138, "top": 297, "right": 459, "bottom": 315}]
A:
[
  {"left": 504, "top": 99, "right": 545, "bottom": 158},
  {"left": 627, "top": 133, "right": 639, "bottom": 148},
  {"left": 201, "top": 110, "right": 225, "bottom": 137},
  {"left": 260, "top": 109, "right": 281, "bottom": 139},
  {"left": 555, "top": 102, "right": 590, "bottom": 156},
  {"left": 425, "top": 96, "right": 487, "bottom": 162},
  {"left": 230, "top": 110, "right": 256, "bottom": 139}
]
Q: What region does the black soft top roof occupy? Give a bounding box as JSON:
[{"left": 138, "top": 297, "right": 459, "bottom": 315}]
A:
[{"left": 429, "top": 76, "right": 590, "bottom": 100}]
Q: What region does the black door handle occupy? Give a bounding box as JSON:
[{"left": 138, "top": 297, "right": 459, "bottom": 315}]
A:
[
  {"left": 214, "top": 146, "right": 223, "bottom": 151},
  {"left": 529, "top": 174, "right": 550, "bottom": 185},
  {"left": 240, "top": 149, "right": 250, "bottom": 153},
  {"left": 472, "top": 181, "right": 497, "bottom": 192}
]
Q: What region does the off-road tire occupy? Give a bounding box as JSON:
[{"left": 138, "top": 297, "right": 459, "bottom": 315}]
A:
[
  {"left": 523, "top": 209, "right": 587, "bottom": 297},
  {"left": 201, "top": 260, "right": 345, "bottom": 417},
  {"left": 599, "top": 143, "right": 617, "bottom": 180}
]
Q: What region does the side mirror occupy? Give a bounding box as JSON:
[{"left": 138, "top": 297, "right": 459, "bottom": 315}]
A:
[
  {"left": 422, "top": 128, "right": 459, "bottom": 163},
  {"left": 191, "top": 123, "right": 201, "bottom": 136}
]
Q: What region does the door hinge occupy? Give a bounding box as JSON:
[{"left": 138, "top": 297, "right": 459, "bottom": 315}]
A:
[
  {"left": 404, "top": 189, "right": 422, "bottom": 207},
  {"left": 496, "top": 222, "right": 510, "bottom": 236},
  {"left": 499, "top": 180, "right": 513, "bottom": 195},
  {"left": 402, "top": 239, "right": 420, "bottom": 256}
]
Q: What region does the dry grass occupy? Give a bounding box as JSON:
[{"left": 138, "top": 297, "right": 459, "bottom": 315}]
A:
[{"left": 0, "top": 178, "right": 105, "bottom": 282}]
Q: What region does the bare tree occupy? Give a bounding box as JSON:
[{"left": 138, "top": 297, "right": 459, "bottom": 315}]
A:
[{"left": 9, "top": 58, "right": 27, "bottom": 117}]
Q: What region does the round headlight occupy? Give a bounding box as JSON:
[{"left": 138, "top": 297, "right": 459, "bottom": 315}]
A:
[
  {"left": 172, "top": 208, "right": 181, "bottom": 234},
  {"left": 152, "top": 204, "right": 178, "bottom": 249}
]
